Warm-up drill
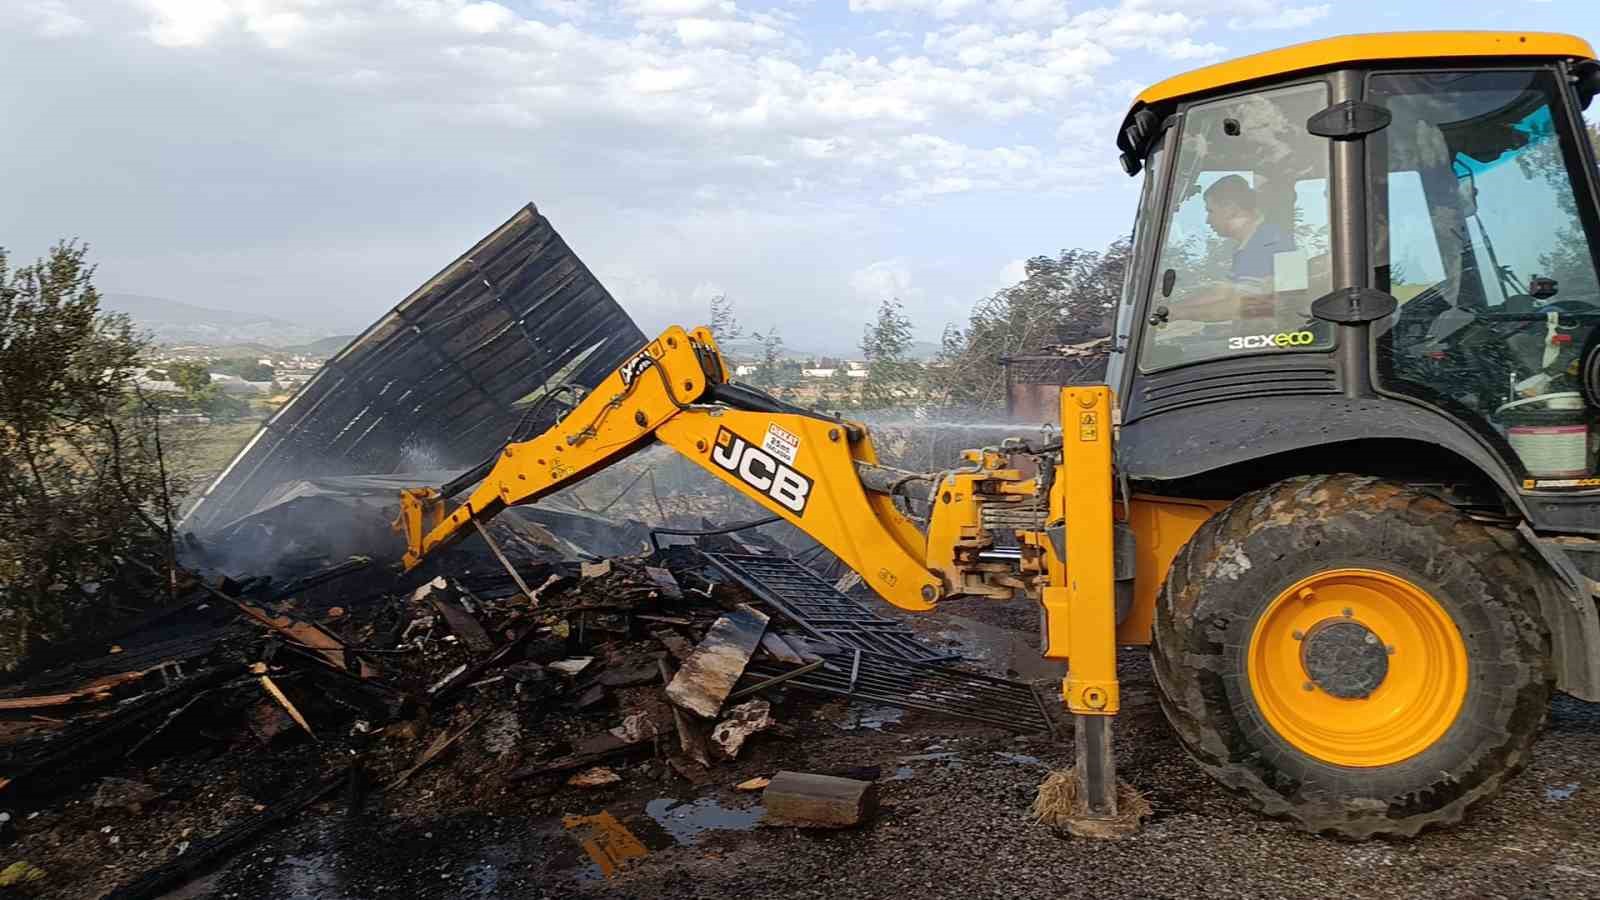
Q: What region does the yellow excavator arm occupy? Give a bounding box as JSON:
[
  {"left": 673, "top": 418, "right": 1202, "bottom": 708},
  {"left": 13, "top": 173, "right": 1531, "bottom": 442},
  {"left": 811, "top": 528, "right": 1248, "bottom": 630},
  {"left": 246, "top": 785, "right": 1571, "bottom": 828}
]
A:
[
  {"left": 395, "top": 322, "right": 1123, "bottom": 822},
  {"left": 395, "top": 324, "right": 1110, "bottom": 617},
  {"left": 400, "top": 325, "right": 947, "bottom": 609}
]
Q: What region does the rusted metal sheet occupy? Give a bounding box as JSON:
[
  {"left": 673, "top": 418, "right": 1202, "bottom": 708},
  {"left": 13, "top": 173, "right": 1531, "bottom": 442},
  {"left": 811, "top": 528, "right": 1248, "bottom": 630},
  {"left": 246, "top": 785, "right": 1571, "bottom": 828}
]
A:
[
  {"left": 1007, "top": 382, "right": 1060, "bottom": 424},
  {"left": 181, "top": 204, "right": 646, "bottom": 534},
  {"left": 562, "top": 811, "right": 649, "bottom": 878},
  {"left": 1000, "top": 341, "right": 1109, "bottom": 423}
]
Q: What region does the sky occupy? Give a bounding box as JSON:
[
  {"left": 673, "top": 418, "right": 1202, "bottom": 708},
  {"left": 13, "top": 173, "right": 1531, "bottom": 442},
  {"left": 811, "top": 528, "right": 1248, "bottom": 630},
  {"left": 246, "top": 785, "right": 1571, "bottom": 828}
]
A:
[{"left": 4, "top": 1, "right": 1599, "bottom": 353}]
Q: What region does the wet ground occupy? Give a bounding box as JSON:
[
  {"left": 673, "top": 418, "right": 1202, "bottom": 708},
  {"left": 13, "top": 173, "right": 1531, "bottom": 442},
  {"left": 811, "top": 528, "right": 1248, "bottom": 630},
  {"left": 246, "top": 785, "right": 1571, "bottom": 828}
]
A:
[{"left": 24, "top": 597, "right": 1600, "bottom": 899}]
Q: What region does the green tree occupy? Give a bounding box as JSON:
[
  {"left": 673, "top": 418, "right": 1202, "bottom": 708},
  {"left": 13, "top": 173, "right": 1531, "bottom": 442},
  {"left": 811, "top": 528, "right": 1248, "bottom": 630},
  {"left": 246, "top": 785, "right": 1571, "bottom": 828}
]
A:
[
  {"left": 748, "top": 326, "right": 786, "bottom": 395},
  {"left": 168, "top": 361, "right": 211, "bottom": 394},
  {"left": 859, "top": 298, "right": 920, "bottom": 409},
  {"left": 0, "top": 243, "right": 174, "bottom": 664},
  {"left": 212, "top": 358, "right": 274, "bottom": 382},
  {"left": 929, "top": 238, "right": 1128, "bottom": 408},
  {"left": 709, "top": 294, "right": 742, "bottom": 343},
  {"left": 1519, "top": 118, "right": 1600, "bottom": 305},
  {"left": 159, "top": 360, "right": 252, "bottom": 419}
]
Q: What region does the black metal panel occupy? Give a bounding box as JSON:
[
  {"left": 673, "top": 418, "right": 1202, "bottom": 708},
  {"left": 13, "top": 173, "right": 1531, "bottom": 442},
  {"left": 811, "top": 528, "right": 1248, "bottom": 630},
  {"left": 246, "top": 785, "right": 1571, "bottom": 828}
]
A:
[
  {"left": 1520, "top": 491, "right": 1600, "bottom": 534},
  {"left": 1131, "top": 356, "right": 1341, "bottom": 418},
  {"left": 1120, "top": 393, "right": 1528, "bottom": 507},
  {"left": 701, "top": 552, "right": 955, "bottom": 663},
  {"left": 181, "top": 204, "right": 647, "bottom": 533}
]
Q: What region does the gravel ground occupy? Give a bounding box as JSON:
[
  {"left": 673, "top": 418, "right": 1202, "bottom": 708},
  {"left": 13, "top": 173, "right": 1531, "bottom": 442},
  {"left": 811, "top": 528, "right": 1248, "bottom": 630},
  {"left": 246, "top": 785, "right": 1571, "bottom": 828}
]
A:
[{"left": 154, "top": 602, "right": 1600, "bottom": 900}]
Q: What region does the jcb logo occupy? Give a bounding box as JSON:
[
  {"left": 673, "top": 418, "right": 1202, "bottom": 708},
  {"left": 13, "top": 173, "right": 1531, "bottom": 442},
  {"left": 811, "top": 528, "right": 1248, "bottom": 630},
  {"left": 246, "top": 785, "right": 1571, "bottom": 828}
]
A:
[
  {"left": 1227, "top": 330, "right": 1315, "bottom": 351},
  {"left": 618, "top": 351, "right": 654, "bottom": 387},
  {"left": 711, "top": 427, "right": 813, "bottom": 515}
]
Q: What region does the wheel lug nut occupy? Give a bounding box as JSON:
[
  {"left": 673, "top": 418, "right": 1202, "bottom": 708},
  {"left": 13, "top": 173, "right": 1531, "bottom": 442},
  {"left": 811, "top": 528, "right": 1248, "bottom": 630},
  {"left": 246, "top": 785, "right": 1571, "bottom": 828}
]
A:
[
  {"left": 1386, "top": 644, "right": 1396, "bottom": 655},
  {"left": 1342, "top": 607, "right": 1353, "bottom": 618},
  {"left": 1302, "top": 682, "right": 1316, "bottom": 692},
  {"left": 1292, "top": 630, "right": 1305, "bottom": 640}
]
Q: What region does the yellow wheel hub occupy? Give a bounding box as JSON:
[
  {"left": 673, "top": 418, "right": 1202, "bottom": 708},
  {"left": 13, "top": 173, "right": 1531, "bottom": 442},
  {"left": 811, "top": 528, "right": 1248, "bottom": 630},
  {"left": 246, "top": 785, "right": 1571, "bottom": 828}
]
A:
[{"left": 1246, "top": 568, "right": 1468, "bottom": 767}]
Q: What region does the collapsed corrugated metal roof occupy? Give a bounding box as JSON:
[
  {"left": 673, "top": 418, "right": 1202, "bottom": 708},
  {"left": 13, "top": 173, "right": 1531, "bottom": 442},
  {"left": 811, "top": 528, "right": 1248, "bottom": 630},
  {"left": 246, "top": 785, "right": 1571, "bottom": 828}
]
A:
[
  {"left": 188, "top": 470, "right": 654, "bottom": 577},
  {"left": 181, "top": 204, "right": 646, "bottom": 534}
]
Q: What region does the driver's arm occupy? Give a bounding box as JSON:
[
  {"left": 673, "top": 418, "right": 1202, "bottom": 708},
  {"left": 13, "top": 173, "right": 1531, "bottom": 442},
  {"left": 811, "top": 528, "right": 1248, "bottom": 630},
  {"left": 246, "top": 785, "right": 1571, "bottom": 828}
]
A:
[{"left": 1173, "top": 278, "right": 1275, "bottom": 322}]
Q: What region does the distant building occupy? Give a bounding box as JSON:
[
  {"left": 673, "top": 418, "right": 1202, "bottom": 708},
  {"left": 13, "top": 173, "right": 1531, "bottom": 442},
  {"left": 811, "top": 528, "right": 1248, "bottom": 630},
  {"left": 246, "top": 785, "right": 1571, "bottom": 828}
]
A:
[
  {"left": 208, "top": 372, "right": 274, "bottom": 396},
  {"left": 801, "top": 367, "right": 837, "bottom": 378},
  {"left": 133, "top": 373, "right": 183, "bottom": 394},
  {"left": 734, "top": 364, "right": 758, "bottom": 377}
]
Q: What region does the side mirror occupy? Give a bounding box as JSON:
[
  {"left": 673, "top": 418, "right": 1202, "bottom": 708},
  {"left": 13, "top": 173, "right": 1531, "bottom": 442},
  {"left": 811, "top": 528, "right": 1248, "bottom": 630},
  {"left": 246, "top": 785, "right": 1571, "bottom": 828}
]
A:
[
  {"left": 1577, "top": 63, "right": 1600, "bottom": 111},
  {"left": 1118, "top": 107, "right": 1163, "bottom": 177}
]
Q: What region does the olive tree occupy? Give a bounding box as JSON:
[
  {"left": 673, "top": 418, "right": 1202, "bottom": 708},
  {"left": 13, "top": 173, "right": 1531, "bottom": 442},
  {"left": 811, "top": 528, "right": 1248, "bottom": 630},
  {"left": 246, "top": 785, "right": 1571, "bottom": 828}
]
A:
[{"left": 0, "top": 243, "right": 174, "bottom": 666}]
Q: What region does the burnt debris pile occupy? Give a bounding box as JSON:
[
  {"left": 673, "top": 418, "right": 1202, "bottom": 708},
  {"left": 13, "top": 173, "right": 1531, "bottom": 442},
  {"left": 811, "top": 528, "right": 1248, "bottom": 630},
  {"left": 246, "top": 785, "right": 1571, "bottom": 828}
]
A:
[{"left": 0, "top": 510, "right": 1052, "bottom": 898}]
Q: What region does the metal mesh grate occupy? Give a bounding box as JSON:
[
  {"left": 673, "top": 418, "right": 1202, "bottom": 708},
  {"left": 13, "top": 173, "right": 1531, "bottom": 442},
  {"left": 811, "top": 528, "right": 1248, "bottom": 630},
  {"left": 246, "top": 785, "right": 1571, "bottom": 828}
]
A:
[
  {"left": 700, "top": 552, "right": 955, "bottom": 663},
  {"left": 745, "top": 647, "right": 1053, "bottom": 734}
]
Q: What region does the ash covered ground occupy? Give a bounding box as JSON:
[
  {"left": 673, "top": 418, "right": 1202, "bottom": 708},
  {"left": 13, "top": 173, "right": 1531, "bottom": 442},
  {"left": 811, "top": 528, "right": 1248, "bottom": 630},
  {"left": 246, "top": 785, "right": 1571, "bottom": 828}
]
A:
[{"left": 6, "top": 575, "right": 1600, "bottom": 900}]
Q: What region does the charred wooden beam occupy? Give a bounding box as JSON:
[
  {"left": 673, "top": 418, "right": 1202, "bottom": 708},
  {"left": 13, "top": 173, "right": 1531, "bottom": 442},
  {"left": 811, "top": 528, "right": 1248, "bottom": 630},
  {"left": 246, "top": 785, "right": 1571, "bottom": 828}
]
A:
[{"left": 0, "top": 665, "right": 245, "bottom": 812}]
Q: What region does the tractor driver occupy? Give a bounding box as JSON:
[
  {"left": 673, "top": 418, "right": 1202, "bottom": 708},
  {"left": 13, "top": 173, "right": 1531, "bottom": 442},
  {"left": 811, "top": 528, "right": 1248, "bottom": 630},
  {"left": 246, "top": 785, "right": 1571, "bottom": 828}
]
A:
[{"left": 1176, "top": 174, "right": 1296, "bottom": 322}]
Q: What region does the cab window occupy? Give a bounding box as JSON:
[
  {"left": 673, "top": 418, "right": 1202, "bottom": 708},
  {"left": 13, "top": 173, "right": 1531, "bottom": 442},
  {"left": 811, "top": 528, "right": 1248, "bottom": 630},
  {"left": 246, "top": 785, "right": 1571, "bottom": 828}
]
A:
[
  {"left": 1140, "top": 81, "right": 1335, "bottom": 371},
  {"left": 1371, "top": 69, "right": 1600, "bottom": 482}
]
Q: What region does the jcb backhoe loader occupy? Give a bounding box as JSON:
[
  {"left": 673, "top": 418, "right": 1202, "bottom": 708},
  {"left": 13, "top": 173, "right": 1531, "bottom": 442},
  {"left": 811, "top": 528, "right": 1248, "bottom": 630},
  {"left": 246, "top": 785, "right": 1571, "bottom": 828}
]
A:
[{"left": 397, "top": 32, "right": 1600, "bottom": 838}]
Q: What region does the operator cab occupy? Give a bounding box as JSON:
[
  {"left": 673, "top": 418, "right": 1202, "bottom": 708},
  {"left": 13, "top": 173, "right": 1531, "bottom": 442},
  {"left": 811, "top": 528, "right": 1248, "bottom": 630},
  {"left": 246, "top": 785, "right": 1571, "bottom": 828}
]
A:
[{"left": 1109, "top": 33, "right": 1600, "bottom": 517}]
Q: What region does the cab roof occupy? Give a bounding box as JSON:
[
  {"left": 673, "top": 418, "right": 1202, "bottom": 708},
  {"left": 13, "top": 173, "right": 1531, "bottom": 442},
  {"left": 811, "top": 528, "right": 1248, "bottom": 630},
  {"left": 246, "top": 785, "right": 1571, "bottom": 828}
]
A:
[{"left": 1133, "top": 31, "right": 1595, "bottom": 111}]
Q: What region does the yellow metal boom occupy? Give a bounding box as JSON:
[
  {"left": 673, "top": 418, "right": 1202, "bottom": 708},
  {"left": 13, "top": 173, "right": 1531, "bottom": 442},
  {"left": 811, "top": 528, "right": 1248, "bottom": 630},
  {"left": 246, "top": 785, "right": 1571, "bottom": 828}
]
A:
[
  {"left": 395, "top": 322, "right": 1128, "bottom": 823},
  {"left": 395, "top": 324, "right": 1116, "bottom": 622},
  {"left": 400, "top": 325, "right": 954, "bottom": 609}
]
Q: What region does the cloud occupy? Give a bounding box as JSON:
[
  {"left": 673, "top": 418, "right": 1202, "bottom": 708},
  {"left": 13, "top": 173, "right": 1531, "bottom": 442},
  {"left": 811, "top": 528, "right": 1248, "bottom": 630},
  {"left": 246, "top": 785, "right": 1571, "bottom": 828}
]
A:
[
  {"left": 142, "top": 0, "right": 234, "bottom": 47},
  {"left": 456, "top": 1, "right": 516, "bottom": 33},
  {"left": 850, "top": 259, "right": 921, "bottom": 303},
  {"left": 623, "top": 0, "right": 735, "bottom": 15},
  {"left": 918, "top": 4, "right": 1226, "bottom": 72},
  {"left": 1165, "top": 38, "right": 1228, "bottom": 59},
  {"left": 19, "top": 0, "right": 89, "bottom": 36},
  {"left": 1228, "top": 4, "right": 1329, "bottom": 30},
  {"left": 536, "top": 0, "right": 590, "bottom": 18},
  {"left": 662, "top": 17, "right": 782, "bottom": 46},
  {"left": 998, "top": 257, "right": 1028, "bottom": 288},
  {"left": 848, "top": 0, "right": 982, "bottom": 19},
  {"left": 4, "top": 0, "right": 1296, "bottom": 347},
  {"left": 850, "top": 0, "right": 1330, "bottom": 32}
]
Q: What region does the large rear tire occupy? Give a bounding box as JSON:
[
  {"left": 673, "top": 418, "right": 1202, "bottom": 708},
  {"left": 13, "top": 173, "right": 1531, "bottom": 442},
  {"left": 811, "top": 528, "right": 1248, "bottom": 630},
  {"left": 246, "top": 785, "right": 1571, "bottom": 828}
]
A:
[{"left": 1151, "top": 475, "right": 1553, "bottom": 838}]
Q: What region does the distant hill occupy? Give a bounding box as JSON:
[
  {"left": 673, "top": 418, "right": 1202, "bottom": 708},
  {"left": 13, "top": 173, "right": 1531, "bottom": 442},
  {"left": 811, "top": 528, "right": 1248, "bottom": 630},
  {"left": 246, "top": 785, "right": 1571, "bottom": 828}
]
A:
[
  {"left": 286, "top": 335, "right": 357, "bottom": 356},
  {"left": 100, "top": 293, "right": 342, "bottom": 348}
]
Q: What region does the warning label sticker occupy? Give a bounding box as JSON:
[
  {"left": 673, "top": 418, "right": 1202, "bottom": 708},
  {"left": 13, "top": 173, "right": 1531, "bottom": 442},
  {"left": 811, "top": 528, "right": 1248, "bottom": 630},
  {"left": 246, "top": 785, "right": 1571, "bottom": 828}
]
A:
[
  {"left": 763, "top": 423, "right": 801, "bottom": 465},
  {"left": 1078, "top": 411, "right": 1099, "bottom": 442}
]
